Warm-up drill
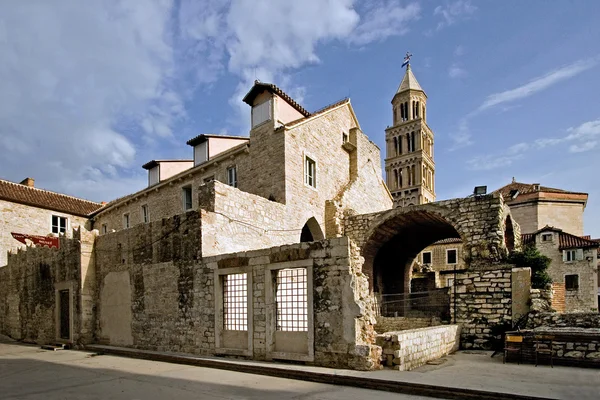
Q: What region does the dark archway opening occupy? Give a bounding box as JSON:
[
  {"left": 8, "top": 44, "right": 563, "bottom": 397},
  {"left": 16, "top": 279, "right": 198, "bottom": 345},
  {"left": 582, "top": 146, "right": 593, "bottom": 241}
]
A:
[
  {"left": 364, "top": 210, "right": 463, "bottom": 319},
  {"left": 504, "top": 216, "right": 515, "bottom": 253},
  {"left": 300, "top": 217, "right": 324, "bottom": 243}
]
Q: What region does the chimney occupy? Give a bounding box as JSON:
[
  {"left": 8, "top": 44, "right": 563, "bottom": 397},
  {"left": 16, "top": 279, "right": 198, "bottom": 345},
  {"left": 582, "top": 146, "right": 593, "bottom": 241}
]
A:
[{"left": 20, "top": 177, "right": 35, "bottom": 187}]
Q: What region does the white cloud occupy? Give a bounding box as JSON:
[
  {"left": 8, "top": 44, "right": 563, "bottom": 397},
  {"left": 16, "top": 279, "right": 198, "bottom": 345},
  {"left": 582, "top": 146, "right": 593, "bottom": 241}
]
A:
[
  {"left": 348, "top": 1, "right": 421, "bottom": 45},
  {"left": 0, "top": 0, "right": 180, "bottom": 200},
  {"left": 467, "top": 119, "right": 600, "bottom": 170},
  {"left": 433, "top": 0, "right": 477, "bottom": 30},
  {"left": 454, "top": 45, "right": 466, "bottom": 57},
  {"left": 448, "top": 63, "right": 467, "bottom": 78},
  {"left": 0, "top": 0, "right": 423, "bottom": 201},
  {"left": 569, "top": 141, "right": 597, "bottom": 153},
  {"left": 478, "top": 58, "right": 598, "bottom": 111}
]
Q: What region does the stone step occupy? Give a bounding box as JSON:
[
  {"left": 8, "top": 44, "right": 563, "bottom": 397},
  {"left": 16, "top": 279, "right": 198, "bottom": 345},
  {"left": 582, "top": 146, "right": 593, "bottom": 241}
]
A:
[{"left": 40, "top": 343, "right": 70, "bottom": 351}]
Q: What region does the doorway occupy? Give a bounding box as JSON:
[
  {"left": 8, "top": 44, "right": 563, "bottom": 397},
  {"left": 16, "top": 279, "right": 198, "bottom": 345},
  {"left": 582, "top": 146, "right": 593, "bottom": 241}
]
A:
[{"left": 59, "top": 289, "right": 70, "bottom": 340}]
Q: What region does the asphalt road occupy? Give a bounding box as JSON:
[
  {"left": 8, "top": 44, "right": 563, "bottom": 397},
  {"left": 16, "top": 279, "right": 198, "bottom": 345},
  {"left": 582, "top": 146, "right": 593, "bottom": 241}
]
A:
[{"left": 0, "top": 341, "right": 433, "bottom": 400}]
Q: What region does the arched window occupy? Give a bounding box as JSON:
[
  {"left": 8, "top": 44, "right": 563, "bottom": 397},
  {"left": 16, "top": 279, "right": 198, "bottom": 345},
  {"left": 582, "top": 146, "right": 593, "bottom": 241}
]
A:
[
  {"left": 404, "top": 102, "right": 409, "bottom": 121},
  {"left": 416, "top": 101, "right": 420, "bottom": 118},
  {"left": 399, "top": 169, "right": 403, "bottom": 188},
  {"left": 300, "top": 217, "right": 324, "bottom": 243},
  {"left": 393, "top": 169, "right": 399, "bottom": 188},
  {"left": 407, "top": 166, "right": 411, "bottom": 185},
  {"left": 393, "top": 137, "right": 398, "bottom": 156},
  {"left": 393, "top": 108, "right": 397, "bottom": 124},
  {"left": 504, "top": 216, "right": 515, "bottom": 252},
  {"left": 411, "top": 131, "right": 416, "bottom": 151}
]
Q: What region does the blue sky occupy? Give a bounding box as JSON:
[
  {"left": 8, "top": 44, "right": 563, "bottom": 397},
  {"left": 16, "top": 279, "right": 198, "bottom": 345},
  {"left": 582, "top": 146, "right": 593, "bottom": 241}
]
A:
[{"left": 1, "top": 1, "right": 599, "bottom": 236}]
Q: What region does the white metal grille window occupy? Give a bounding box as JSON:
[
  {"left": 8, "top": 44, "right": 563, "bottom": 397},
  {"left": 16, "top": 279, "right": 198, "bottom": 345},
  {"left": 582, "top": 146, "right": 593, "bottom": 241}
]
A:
[
  {"left": 123, "top": 214, "right": 130, "bottom": 229},
  {"left": 142, "top": 205, "right": 149, "bottom": 223},
  {"left": 305, "top": 157, "right": 316, "bottom": 188},
  {"left": 223, "top": 273, "right": 247, "bottom": 331},
  {"left": 51, "top": 215, "right": 67, "bottom": 234},
  {"left": 251, "top": 99, "right": 272, "bottom": 128},
  {"left": 182, "top": 186, "right": 193, "bottom": 211},
  {"left": 275, "top": 268, "right": 308, "bottom": 332},
  {"left": 227, "top": 166, "right": 237, "bottom": 188}
]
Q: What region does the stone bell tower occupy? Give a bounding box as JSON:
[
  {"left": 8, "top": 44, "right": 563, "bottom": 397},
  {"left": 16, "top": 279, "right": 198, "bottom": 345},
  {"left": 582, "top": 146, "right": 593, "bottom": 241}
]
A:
[{"left": 385, "top": 55, "right": 435, "bottom": 208}]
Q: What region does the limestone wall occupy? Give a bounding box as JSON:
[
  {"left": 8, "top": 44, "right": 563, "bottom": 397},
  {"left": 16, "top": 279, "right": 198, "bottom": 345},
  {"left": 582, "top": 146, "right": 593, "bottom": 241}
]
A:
[
  {"left": 536, "top": 233, "right": 598, "bottom": 312},
  {"left": 0, "top": 228, "right": 96, "bottom": 344},
  {"left": 451, "top": 267, "right": 514, "bottom": 349},
  {"left": 0, "top": 199, "right": 90, "bottom": 266},
  {"left": 376, "top": 325, "right": 461, "bottom": 371},
  {"left": 95, "top": 227, "right": 381, "bottom": 370},
  {"left": 198, "top": 181, "right": 296, "bottom": 256},
  {"left": 374, "top": 316, "right": 440, "bottom": 333},
  {"left": 537, "top": 202, "right": 585, "bottom": 237}
]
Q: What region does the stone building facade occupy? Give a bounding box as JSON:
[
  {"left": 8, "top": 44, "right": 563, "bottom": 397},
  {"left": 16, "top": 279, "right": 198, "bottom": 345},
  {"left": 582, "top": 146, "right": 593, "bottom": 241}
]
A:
[
  {"left": 0, "top": 178, "right": 101, "bottom": 266},
  {"left": 523, "top": 226, "right": 598, "bottom": 312}
]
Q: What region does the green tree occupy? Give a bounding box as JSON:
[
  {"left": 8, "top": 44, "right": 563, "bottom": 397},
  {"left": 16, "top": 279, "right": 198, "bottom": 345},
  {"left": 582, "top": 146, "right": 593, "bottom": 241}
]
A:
[{"left": 508, "top": 245, "right": 552, "bottom": 289}]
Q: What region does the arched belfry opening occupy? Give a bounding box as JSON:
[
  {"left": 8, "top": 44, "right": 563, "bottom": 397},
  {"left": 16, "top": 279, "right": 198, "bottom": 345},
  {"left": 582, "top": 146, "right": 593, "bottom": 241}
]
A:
[
  {"left": 504, "top": 216, "right": 515, "bottom": 253},
  {"left": 300, "top": 217, "right": 324, "bottom": 243}
]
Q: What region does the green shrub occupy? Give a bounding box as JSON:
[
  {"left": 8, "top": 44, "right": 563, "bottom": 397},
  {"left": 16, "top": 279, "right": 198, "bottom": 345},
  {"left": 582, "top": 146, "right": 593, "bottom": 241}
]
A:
[{"left": 508, "top": 245, "right": 552, "bottom": 289}]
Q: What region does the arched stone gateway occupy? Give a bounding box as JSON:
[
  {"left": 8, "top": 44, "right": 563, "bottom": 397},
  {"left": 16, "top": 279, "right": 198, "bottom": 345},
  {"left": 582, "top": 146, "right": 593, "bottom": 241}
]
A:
[{"left": 344, "top": 193, "right": 520, "bottom": 293}]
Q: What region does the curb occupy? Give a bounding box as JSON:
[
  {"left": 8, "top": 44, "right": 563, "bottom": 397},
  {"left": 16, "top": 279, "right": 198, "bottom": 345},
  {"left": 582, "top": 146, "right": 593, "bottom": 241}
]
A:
[{"left": 84, "top": 345, "right": 554, "bottom": 400}]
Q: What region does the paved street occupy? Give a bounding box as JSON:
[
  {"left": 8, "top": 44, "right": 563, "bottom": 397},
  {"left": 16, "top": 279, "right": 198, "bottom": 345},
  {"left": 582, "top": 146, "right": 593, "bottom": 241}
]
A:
[{"left": 0, "top": 341, "right": 432, "bottom": 400}]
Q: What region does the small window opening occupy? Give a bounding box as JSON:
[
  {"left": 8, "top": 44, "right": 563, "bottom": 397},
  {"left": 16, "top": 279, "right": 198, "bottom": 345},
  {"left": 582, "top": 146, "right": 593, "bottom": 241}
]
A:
[{"left": 565, "top": 274, "right": 579, "bottom": 291}]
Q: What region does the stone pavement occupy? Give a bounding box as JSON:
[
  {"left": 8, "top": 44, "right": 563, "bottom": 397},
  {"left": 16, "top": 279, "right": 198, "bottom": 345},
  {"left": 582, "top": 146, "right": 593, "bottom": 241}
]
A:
[
  {"left": 83, "top": 344, "right": 599, "bottom": 400},
  {"left": 0, "top": 339, "right": 431, "bottom": 400}
]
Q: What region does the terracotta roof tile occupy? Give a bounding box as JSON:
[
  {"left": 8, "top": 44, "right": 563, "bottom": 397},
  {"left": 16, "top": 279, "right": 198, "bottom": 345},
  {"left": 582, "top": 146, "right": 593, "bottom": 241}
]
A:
[
  {"left": 0, "top": 178, "right": 103, "bottom": 217},
  {"left": 521, "top": 229, "right": 600, "bottom": 250},
  {"left": 243, "top": 81, "right": 310, "bottom": 117},
  {"left": 432, "top": 237, "right": 462, "bottom": 245},
  {"left": 494, "top": 181, "right": 587, "bottom": 199}
]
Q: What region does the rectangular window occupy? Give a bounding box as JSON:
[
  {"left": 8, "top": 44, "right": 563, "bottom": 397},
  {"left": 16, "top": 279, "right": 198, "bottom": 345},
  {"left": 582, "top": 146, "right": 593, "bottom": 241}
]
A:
[
  {"left": 541, "top": 233, "right": 552, "bottom": 242},
  {"left": 565, "top": 274, "right": 579, "bottom": 291},
  {"left": 51, "top": 215, "right": 67, "bottom": 234},
  {"left": 447, "top": 249, "right": 457, "bottom": 265},
  {"left": 342, "top": 132, "right": 348, "bottom": 143},
  {"left": 422, "top": 251, "right": 432, "bottom": 264},
  {"left": 564, "top": 249, "right": 576, "bottom": 262},
  {"left": 305, "top": 156, "right": 316, "bottom": 188},
  {"left": 182, "top": 186, "right": 193, "bottom": 211},
  {"left": 227, "top": 166, "right": 237, "bottom": 188},
  {"left": 123, "top": 213, "right": 130, "bottom": 229},
  {"left": 276, "top": 268, "right": 308, "bottom": 332},
  {"left": 223, "top": 273, "right": 248, "bottom": 331},
  {"left": 101, "top": 224, "right": 107, "bottom": 235},
  {"left": 141, "top": 205, "right": 149, "bottom": 223},
  {"left": 251, "top": 99, "right": 272, "bottom": 128}
]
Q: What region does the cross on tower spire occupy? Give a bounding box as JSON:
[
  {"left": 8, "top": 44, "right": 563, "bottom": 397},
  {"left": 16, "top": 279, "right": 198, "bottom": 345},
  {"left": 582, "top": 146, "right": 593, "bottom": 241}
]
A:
[{"left": 402, "top": 52, "right": 412, "bottom": 69}]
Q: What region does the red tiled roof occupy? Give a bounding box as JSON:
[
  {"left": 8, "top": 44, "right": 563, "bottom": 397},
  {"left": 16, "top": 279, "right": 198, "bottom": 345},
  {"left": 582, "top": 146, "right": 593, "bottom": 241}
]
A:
[
  {"left": 521, "top": 227, "right": 599, "bottom": 250},
  {"left": 432, "top": 237, "right": 462, "bottom": 245},
  {"left": 494, "top": 181, "right": 587, "bottom": 199},
  {"left": 242, "top": 81, "right": 310, "bottom": 117},
  {"left": 559, "top": 232, "right": 599, "bottom": 250},
  {"left": 0, "top": 178, "right": 103, "bottom": 217}
]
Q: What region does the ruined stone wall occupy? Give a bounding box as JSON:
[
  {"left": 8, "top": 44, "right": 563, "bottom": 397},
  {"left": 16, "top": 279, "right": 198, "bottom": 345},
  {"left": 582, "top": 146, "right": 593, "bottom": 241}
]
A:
[
  {"left": 93, "top": 148, "right": 250, "bottom": 234},
  {"left": 95, "top": 223, "right": 380, "bottom": 370},
  {"left": 376, "top": 325, "right": 460, "bottom": 371},
  {"left": 374, "top": 316, "right": 440, "bottom": 333},
  {"left": 451, "top": 266, "right": 513, "bottom": 349},
  {"left": 0, "top": 199, "right": 90, "bottom": 266},
  {"left": 198, "top": 181, "right": 297, "bottom": 256},
  {"left": 0, "top": 229, "right": 95, "bottom": 345}
]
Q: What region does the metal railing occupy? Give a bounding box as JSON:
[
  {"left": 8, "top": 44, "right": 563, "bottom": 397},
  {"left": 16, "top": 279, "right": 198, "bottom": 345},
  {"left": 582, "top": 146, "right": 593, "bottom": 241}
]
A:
[{"left": 378, "top": 288, "right": 451, "bottom": 320}]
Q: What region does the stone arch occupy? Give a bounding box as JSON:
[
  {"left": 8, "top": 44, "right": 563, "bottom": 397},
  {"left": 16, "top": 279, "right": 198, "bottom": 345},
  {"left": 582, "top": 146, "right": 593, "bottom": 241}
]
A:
[
  {"left": 360, "top": 205, "right": 466, "bottom": 294},
  {"left": 504, "top": 215, "right": 515, "bottom": 253},
  {"left": 300, "top": 217, "right": 324, "bottom": 242}
]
